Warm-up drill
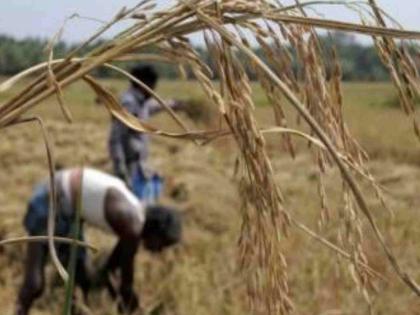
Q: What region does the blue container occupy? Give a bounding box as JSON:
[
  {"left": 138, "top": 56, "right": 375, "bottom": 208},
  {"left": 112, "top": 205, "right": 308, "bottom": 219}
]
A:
[{"left": 132, "top": 169, "right": 164, "bottom": 204}]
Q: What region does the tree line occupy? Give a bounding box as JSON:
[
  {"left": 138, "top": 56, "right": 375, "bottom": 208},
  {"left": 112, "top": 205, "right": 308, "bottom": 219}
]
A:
[{"left": 0, "top": 32, "right": 394, "bottom": 81}]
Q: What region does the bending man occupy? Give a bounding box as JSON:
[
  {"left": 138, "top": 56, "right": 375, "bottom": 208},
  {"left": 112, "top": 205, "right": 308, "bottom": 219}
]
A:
[{"left": 15, "top": 167, "right": 182, "bottom": 315}]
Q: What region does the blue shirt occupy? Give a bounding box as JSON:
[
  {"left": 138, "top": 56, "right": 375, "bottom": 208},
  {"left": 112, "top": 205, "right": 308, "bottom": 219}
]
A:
[{"left": 108, "top": 87, "right": 177, "bottom": 177}]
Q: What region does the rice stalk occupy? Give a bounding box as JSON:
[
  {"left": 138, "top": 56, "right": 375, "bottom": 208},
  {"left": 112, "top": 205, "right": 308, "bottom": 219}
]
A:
[
  {"left": 63, "top": 169, "right": 84, "bottom": 315},
  {"left": 0, "top": 54, "right": 176, "bottom": 93},
  {"left": 0, "top": 236, "right": 97, "bottom": 251},
  {"left": 7, "top": 116, "right": 69, "bottom": 282},
  {"left": 368, "top": 0, "right": 420, "bottom": 140}
]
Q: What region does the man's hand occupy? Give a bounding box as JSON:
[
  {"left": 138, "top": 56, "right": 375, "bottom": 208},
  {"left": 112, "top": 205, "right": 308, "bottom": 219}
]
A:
[
  {"left": 167, "top": 99, "right": 185, "bottom": 111},
  {"left": 118, "top": 287, "right": 140, "bottom": 314}
]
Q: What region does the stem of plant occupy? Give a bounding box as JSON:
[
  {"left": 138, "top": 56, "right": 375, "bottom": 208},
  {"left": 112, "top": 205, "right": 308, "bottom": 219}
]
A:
[{"left": 62, "top": 169, "right": 84, "bottom": 315}]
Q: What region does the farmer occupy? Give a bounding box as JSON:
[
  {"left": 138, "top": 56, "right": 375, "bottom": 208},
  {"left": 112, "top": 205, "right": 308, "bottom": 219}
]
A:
[
  {"left": 109, "top": 64, "right": 183, "bottom": 201},
  {"left": 15, "top": 167, "right": 182, "bottom": 315}
]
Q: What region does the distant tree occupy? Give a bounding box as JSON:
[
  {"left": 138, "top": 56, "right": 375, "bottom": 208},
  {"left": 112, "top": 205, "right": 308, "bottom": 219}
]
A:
[{"left": 0, "top": 32, "right": 404, "bottom": 81}]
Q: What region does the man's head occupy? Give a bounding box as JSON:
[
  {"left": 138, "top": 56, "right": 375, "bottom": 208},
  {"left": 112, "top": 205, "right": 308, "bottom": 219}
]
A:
[
  {"left": 130, "top": 64, "right": 158, "bottom": 98},
  {"left": 141, "top": 205, "right": 182, "bottom": 253}
]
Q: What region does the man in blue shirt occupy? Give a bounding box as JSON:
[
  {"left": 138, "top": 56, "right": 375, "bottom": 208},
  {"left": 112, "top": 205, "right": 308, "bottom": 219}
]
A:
[{"left": 109, "top": 65, "right": 182, "bottom": 200}]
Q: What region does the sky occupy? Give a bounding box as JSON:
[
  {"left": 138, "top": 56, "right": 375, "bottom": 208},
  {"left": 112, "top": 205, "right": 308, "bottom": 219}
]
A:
[{"left": 0, "top": 1, "right": 420, "bottom": 44}]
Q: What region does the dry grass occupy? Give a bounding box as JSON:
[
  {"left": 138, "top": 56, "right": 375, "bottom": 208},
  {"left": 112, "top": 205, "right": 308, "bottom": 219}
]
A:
[{"left": 1, "top": 80, "right": 420, "bottom": 315}]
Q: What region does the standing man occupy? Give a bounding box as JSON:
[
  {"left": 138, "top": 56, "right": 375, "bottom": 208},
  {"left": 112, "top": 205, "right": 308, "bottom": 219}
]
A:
[
  {"left": 109, "top": 64, "right": 182, "bottom": 201},
  {"left": 15, "top": 167, "right": 182, "bottom": 315}
]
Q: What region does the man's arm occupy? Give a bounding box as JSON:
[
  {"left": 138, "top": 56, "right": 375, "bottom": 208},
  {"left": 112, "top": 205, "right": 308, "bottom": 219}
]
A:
[
  {"left": 147, "top": 98, "right": 183, "bottom": 116},
  {"left": 118, "top": 239, "right": 140, "bottom": 313},
  {"left": 102, "top": 188, "right": 144, "bottom": 313},
  {"left": 102, "top": 238, "right": 140, "bottom": 313}
]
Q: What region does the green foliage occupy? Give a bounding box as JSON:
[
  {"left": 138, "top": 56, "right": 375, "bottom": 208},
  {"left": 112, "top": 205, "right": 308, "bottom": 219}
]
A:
[
  {"left": 321, "top": 32, "right": 389, "bottom": 81},
  {"left": 0, "top": 32, "right": 397, "bottom": 81},
  {"left": 0, "top": 35, "right": 67, "bottom": 75}
]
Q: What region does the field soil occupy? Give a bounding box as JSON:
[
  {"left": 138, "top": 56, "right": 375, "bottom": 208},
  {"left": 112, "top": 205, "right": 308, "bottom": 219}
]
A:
[{"left": 1, "top": 80, "right": 420, "bottom": 314}]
